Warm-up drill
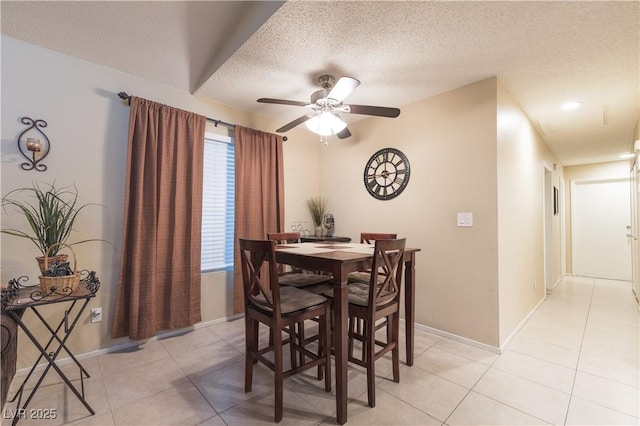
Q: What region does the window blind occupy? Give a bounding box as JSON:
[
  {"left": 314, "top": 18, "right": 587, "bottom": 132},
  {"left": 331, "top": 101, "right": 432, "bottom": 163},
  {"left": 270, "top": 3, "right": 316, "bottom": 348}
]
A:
[{"left": 201, "top": 134, "right": 235, "bottom": 271}]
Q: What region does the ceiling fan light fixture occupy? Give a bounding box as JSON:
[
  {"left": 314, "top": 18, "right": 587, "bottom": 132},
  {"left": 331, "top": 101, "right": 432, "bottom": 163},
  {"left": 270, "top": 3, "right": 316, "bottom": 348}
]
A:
[{"left": 305, "top": 112, "right": 347, "bottom": 136}]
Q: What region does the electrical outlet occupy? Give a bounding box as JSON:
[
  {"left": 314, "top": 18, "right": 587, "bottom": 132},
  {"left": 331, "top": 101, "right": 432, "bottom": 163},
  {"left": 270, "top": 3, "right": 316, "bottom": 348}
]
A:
[{"left": 90, "top": 307, "right": 102, "bottom": 323}]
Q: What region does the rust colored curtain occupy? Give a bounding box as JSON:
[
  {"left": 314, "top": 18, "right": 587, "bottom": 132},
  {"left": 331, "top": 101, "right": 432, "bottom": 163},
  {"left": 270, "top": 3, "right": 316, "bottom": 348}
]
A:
[
  {"left": 112, "top": 97, "right": 206, "bottom": 340},
  {"left": 232, "top": 126, "right": 285, "bottom": 313}
]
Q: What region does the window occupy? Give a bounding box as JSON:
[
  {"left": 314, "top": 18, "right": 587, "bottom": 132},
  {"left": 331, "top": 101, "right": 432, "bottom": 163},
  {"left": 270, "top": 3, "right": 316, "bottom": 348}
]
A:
[{"left": 201, "top": 133, "right": 235, "bottom": 272}]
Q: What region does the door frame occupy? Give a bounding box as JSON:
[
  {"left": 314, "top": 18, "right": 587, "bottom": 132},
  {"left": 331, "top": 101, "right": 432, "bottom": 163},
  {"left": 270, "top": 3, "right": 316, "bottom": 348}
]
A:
[
  {"left": 543, "top": 163, "right": 554, "bottom": 292},
  {"left": 559, "top": 177, "right": 566, "bottom": 278},
  {"left": 630, "top": 160, "right": 639, "bottom": 302}
]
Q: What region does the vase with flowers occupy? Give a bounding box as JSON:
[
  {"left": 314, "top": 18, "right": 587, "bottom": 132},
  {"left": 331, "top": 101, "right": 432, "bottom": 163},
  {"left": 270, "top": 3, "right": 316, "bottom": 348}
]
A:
[{"left": 306, "top": 196, "right": 327, "bottom": 237}]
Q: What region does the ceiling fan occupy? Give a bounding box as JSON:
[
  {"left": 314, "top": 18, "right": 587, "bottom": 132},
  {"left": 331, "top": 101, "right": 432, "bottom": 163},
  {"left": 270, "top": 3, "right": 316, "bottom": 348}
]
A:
[{"left": 257, "top": 75, "right": 401, "bottom": 139}]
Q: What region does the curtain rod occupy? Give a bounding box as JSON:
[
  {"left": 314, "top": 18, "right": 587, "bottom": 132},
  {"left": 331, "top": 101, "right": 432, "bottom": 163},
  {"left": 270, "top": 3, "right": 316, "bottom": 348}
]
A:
[
  {"left": 117, "top": 91, "right": 234, "bottom": 129},
  {"left": 117, "top": 92, "right": 287, "bottom": 141}
]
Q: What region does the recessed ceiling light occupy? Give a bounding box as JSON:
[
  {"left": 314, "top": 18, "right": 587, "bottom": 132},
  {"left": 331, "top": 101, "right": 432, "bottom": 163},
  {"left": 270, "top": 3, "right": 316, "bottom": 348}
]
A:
[
  {"left": 619, "top": 153, "right": 635, "bottom": 159},
  {"left": 561, "top": 101, "right": 582, "bottom": 111}
]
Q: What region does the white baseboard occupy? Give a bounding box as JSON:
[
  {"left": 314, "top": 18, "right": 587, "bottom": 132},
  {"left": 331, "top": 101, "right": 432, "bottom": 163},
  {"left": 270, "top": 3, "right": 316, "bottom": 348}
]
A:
[
  {"left": 400, "top": 294, "right": 547, "bottom": 356},
  {"left": 498, "top": 295, "right": 547, "bottom": 353},
  {"left": 16, "top": 314, "right": 244, "bottom": 375},
  {"left": 401, "top": 318, "right": 502, "bottom": 355},
  {"left": 21, "top": 306, "right": 551, "bottom": 376}
]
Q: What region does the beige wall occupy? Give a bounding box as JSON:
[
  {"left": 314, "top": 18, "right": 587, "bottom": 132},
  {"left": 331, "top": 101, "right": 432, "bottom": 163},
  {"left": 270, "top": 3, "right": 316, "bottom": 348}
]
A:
[
  {"left": 496, "top": 81, "right": 563, "bottom": 346},
  {"left": 0, "top": 36, "right": 320, "bottom": 367},
  {"left": 320, "top": 78, "right": 501, "bottom": 346},
  {"left": 318, "top": 77, "right": 563, "bottom": 348}
]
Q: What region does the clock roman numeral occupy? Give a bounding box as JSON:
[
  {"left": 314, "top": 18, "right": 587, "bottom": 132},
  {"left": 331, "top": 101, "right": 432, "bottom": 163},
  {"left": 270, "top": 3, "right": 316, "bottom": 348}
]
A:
[{"left": 367, "top": 178, "right": 379, "bottom": 193}]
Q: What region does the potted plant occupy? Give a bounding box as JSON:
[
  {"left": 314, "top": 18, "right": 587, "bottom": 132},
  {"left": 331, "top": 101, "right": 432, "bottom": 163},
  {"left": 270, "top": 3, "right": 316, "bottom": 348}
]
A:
[
  {"left": 306, "top": 196, "right": 327, "bottom": 237},
  {"left": 1, "top": 181, "right": 107, "bottom": 272}
]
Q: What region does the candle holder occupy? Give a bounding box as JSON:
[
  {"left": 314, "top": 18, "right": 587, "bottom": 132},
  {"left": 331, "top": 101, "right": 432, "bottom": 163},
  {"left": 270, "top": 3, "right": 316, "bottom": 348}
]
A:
[{"left": 17, "top": 117, "right": 50, "bottom": 172}]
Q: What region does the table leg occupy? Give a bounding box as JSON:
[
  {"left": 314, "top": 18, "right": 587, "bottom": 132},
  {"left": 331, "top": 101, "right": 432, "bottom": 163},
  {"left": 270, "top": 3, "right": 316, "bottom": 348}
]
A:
[
  {"left": 332, "top": 269, "right": 348, "bottom": 425},
  {"left": 8, "top": 299, "right": 95, "bottom": 424},
  {"left": 31, "top": 302, "right": 91, "bottom": 378},
  {"left": 404, "top": 254, "right": 416, "bottom": 366}
]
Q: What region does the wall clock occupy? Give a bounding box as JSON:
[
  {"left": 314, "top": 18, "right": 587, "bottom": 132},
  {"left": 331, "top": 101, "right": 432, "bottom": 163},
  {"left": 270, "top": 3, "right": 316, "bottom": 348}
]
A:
[{"left": 363, "top": 147, "right": 410, "bottom": 200}]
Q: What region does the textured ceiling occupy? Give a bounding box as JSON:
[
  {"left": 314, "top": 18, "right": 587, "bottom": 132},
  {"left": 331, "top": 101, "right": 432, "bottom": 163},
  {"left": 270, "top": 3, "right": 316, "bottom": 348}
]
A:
[{"left": 2, "top": 1, "right": 638, "bottom": 166}]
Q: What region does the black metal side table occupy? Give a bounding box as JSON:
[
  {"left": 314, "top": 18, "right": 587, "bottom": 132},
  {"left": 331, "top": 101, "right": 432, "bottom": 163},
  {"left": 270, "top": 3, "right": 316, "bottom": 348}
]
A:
[{"left": 1, "top": 274, "right": 100, "bottom": 425}]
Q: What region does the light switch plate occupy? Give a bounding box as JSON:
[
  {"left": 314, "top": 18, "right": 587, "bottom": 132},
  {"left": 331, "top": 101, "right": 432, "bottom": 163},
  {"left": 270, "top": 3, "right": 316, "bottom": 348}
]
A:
[{"left": 457, "top": 212, "right": 473, "bottom": 227}]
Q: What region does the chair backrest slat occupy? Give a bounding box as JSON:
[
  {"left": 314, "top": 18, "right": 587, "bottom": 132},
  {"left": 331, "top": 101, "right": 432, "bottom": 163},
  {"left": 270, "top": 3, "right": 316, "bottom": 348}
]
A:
[
  {"left": 359, "top": 233, "right": 398, "bottom": 276},
  {"left": 267, "top": 232, "right": 302, "bottom": 274},
  {"left": 360, "top": 232, "right": 398, "bottom": 244},
  {"left": 239, "top": 238, "right": 281, "bottom": 316},
  {"left": 369, "top": 238, "right": 406, "bottom": 306},
  {"left": 267, "top": 232, "right": 301, "bottom": 244}
]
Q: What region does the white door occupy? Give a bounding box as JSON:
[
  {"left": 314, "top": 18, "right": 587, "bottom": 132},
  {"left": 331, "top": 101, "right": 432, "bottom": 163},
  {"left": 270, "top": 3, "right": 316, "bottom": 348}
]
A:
[{"left": 571, "top": 178, "right": 631, "bottom": 280}]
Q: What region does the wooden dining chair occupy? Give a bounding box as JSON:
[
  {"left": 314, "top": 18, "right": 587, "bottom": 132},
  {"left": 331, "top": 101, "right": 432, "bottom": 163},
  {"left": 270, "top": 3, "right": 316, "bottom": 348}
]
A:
[
  {"left": 239, "top": 238, "right": 331, "bottom": 422},
  {"left": 347, "top": 232, "right": 398, "bottom": 284},
  {"left": 267, "top": 232, "right": 333, "bottom": 294},
  {"left": 267, "top": 232, "right": 334, "bottom": 367},
  {"left": 338, "top": 238, "right": 406, "bottom": 408}
]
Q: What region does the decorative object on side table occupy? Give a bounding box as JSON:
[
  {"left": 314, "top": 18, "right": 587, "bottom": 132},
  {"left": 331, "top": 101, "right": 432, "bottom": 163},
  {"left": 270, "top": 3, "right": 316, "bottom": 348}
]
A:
[
  {"left": 1, "top": 270, "right": 101, "bottom": 308},
  {"left": 306, "top": 196, "right": 327, "bottom": 237},
  {"left": 1, "top": 181, "right": 110, "bottom": 272},
  {"left": 39, "top": 243, "right": 81, "bottom": 293},
  {"left": 323, "top": 213, "right": 335, "bottom": 236},
  {"left": 16, "top": 117, "right": 51, "bottom": 172}
]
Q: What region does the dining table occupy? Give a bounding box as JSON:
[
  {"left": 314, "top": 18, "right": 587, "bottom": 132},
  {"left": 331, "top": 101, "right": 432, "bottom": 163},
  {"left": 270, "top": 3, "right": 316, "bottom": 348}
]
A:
[{"left": 274, "top": 241, "right": 420, "bottom": 424}]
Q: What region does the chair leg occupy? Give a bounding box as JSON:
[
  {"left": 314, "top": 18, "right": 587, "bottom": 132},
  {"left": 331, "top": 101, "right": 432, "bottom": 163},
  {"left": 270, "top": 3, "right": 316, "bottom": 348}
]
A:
[
  {"left": 288, "top": 325, "right": 297, "bottom": 370},
  {"left": 274, "top": 324, "right": 284, "bottom": 423},
  {"left": 348, "top": 315, "right": 355, "bottom": 360},
  {"left": 391, "top": 312, "right": 400, "bottom": 383},
  {"left": 365, "top": 317, "right": 376, "bottom": 408},
  {"left": 322, "top": 309, "right": 331, "bottom": 391},
  {"left": 244, "top": 317, "right": 257, "bottom": 392},
  {"left": 316, "top": 318, "right": 324, "bottom": 381},
  {"left": 298, "top": 321, "right": 306, "bottom": 367}
]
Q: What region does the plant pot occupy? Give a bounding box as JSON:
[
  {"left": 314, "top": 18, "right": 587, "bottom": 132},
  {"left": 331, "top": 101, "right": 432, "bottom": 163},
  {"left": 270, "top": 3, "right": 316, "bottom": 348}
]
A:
[
  {"left": 314, "top": 226, "right": 323, "bottom": 237},
  {"left": 36, "top": 254, "right": 68, "bottom": 274}
]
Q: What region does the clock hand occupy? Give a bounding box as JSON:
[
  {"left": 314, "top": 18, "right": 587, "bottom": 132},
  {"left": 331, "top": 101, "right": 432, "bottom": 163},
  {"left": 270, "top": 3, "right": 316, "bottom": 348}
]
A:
[{"left": 368, "top": 170, "right": 395, "bottom": 179}]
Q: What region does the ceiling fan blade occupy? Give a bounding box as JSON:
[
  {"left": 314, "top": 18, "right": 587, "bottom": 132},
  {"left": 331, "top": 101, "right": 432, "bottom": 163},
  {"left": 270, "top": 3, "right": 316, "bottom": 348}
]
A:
[
  {"left": 346, "top": 104, "right": 401, "bottom": 118},
  {"left": 276, "top": 114, "right": 314, "bottom": 133},
  {"left": 327, "top": 77, "right": 360, "bottom": 102},
  {"left": 257, "top": 98, "right": 309, "bottom": 107},
  {"left": 336, "top": 127, "right": 352, "bottom": 139}
]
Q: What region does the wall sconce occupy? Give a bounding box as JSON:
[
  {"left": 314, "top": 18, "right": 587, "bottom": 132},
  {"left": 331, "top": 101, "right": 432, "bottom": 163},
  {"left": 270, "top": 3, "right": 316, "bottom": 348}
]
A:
[{"left": 17, "top": 117, "right": 50, "bottom": 172}]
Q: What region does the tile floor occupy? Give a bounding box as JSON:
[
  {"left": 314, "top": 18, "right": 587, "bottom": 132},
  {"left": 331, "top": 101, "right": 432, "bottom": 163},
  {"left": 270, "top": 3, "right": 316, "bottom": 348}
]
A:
[{"left": 4, "top": 276, "right": 639, "bottom": 425}]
